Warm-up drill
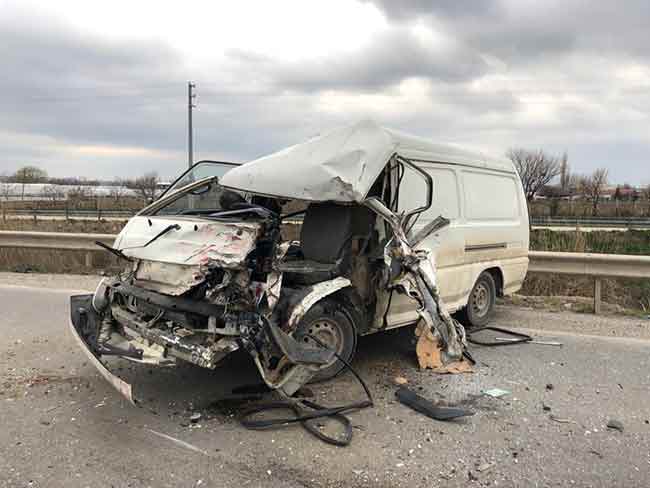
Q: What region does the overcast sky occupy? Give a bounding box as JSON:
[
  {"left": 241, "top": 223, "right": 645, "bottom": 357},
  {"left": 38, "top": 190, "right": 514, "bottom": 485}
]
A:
[{"left": 1, "top": 0, "right": 649, "bottom": 183}]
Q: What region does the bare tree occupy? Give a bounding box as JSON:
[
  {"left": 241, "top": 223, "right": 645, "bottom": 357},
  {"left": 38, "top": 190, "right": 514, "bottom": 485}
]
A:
[
  {"left": 67, "top": 185, "right": 90, "bottom": 208},
  {"left": 579, "top": 168, "right": 609, "bottom": 216},
  {"left": 643, "top": 185, "right": 650, "bottom": 201},
  {"left": 507, "top": 148, "right": 563, "bottom": 202},
  {"left": 42, "top": 184, "right": 63, "bottom": 202},
  {"left": 0, "top": 174, "right": 13, "bottom": 201},
  {"left": 642, "top": 185, "right": 650, "bottom": 217},
  {"left": 108, "top": 179, "right": 128, "bottom": 201},
  {"left": 559, "top": 153, "right": 571, "bottom": 192},
  {"left": 126, "top": 172, "right": 159, "bottom": 202},
  {"left": 11, "top": 166, "right": 48, "bottom": 200}
]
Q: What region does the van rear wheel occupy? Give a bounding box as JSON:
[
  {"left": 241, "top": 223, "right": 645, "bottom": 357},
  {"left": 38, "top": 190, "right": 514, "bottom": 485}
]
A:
[{"left": 459, "top": 272, "right": 496, "bottom": 327}]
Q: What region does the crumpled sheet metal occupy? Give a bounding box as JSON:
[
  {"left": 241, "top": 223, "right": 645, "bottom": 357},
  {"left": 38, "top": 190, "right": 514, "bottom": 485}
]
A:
[
  {"left": 115, "top": 216, "right": 259, "bottom": 267},
  {"left": 364, "top": 198, "right": 468, "bottom": 368},
  {"left": 286, "top": 277, "right": 352, "bottom": 330},
  {"left": 220, "top": 119, "right": 513, "bottom": 203},
  {"left": 220, "top": 120, "right": 396, "bottom": 202}
]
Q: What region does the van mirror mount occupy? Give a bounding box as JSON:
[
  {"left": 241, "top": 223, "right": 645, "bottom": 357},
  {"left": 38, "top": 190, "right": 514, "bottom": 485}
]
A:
[{"left": 396, "top": 156, "right": 433, "bottom": 232}]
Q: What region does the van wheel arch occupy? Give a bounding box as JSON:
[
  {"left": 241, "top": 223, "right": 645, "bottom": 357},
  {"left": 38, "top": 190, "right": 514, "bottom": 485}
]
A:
[
  {"left": 485, "top": 267, "right": 504, "bottom": 297},
  {"left": 458, "top": 269, "right": 499, "bottom": 327}
]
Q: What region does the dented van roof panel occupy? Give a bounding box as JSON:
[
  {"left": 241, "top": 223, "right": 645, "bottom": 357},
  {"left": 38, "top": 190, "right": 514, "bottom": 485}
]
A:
[{"left": 220, "top": 119, "right": 514, "bottom": 202}]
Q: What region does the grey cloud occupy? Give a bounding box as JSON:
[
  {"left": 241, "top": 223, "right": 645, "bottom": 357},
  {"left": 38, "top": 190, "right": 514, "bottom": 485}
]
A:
[
  {"left": 368, "top": 0, "right": 650, "bottom": 62},
  {"left": 0, "top": 15, "right": 188, "bottom": 152},
  {"left": 226, "top": 27, "right": 489, "bottom": 91},
  {"left": 0, "top": 2, "right": 648, "bottom": 183}
]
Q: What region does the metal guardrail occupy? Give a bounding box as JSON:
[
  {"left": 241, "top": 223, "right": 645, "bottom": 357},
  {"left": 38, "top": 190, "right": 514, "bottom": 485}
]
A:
[
  {"left": 0, "top": 231, "right": 116, "bottom": 267},
  {"left": 528, "top": 250, "right": 650, "bottom": 313},
  {"left": 5, "top": 209, "right": 136, "bottom": 219},
  {"left": 531, "top": 217, "right": 650, "bottom": 229},
  {"left": 1, "top": 231, "right": 648, "bottom": 313}
]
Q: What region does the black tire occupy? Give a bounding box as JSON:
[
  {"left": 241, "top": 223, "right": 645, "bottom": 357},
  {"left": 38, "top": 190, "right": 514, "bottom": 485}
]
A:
[
  {"left": 292, "top": 298, "right": 357, "bottom": 382},
  {"left": 459, "top": 271, "right": 496, "bottom": 327}
]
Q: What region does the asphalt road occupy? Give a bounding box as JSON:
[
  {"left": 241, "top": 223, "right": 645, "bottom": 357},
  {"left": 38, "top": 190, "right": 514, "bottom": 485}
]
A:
[{"left": 1, "top": 275, "right": 650, "bottom": 488}]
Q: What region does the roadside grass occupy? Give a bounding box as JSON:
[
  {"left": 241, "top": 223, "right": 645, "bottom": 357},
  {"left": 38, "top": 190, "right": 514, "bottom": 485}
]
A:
[
  {"left": 531, "top": 228, "right": 650, "bottom": 255},
  {"left": 0, "top": 218, "right": 127, "bottom": 234}
]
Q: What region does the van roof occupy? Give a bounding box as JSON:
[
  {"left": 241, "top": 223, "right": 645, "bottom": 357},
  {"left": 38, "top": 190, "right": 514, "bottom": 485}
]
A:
[{"left": 220, "top": 120, "right": 516, "bottom": 203}]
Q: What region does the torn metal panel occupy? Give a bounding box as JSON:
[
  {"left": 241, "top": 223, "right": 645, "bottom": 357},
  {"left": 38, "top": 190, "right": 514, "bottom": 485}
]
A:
[
  {"left": 133, "top": 260, "right": 206, "bottom": 295},
  {"left": 364, "top": 197, "right": 468, "bottom": 367},
  {"left": 115, "top": 216, "right": 260, "bottom": 268},
  {"left": 286, "top": 277, "right": 352, "bottom": 330},
  {"left": 265, "top": 241, "right": 290, "bottom": 312}
]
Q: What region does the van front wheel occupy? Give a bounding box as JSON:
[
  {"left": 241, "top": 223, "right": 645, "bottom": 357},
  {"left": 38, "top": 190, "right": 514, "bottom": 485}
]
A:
[
  {"left": 292, "top": 298, "right": 357, "bottom": 382},
  {"left": 460, "top": 272, "right": 496, "bottom": 327}
]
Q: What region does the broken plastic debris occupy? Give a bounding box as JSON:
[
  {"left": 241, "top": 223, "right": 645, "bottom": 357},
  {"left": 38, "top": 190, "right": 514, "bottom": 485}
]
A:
[
  {"left": 549, "top": 415, "right": 572, "bottom": 424},
  {"left": 482, "top": 388, "right": 510, "bottom": 398},
  {"left": 495, "top": 337, "right": 563, "bottom": 347},
  {"left": 476, "top": 462, "right": 495, "bottom": 473},
  {"left": 607, "top": 419, "right": 624, "bottom": 432},
  {"left": 396, "top": 387, "right": 474, "bottom": 421}
]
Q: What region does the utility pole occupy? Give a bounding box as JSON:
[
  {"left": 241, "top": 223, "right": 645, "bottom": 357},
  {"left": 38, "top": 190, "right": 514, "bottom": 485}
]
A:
[{"left": 188, "top": 81, "right": 196, "bottom": 168}]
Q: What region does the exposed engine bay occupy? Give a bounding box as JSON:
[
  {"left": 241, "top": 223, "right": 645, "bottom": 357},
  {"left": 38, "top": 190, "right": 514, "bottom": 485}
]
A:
[{"left": 70, "top": 122, "right": 471, "bottom": 404}]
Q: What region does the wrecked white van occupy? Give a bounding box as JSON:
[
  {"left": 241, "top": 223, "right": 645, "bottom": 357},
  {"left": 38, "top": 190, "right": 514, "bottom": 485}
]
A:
[{"left": 70, "top": 120, "right": 528, "bottom": 402}]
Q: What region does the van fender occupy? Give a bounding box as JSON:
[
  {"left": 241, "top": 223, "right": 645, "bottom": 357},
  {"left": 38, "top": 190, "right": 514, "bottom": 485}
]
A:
[{"left": 286, "top": 277, "right": 352, "bottom": 330}]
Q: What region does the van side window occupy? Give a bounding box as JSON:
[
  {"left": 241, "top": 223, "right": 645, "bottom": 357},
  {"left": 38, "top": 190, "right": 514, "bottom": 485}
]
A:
[
  {"left": 398, "top": 165, "right": 459, "bottom": 221},
  {"left": 462, "top": 171, "right": 520, "bottom": 221}
]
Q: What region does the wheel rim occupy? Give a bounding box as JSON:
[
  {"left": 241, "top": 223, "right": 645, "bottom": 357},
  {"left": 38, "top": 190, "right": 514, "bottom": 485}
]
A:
[
  {"left": 296, "top": 317, "right": 343, "bottom": 366},
  {"left": 471, "top": 281, "right": 491, "bottom": 317}
]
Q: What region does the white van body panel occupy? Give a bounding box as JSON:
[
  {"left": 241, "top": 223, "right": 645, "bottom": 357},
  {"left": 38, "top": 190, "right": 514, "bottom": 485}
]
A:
[{"left": 384, "top": 159, "right": 529, "bottom": 328}]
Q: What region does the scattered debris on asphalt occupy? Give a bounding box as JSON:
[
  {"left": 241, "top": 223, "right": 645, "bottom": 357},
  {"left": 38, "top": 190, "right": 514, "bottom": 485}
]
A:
[
  {"left": 483, "top": 388, "right": 510, "bottom": 398},
  {"left": 476, "top": 462, "right": 495, "bottom": 473},
  {"left": 495, "top": 337, "right": 563, "bottom": 347},
  {"left": 542, "top": 402, "right": 552, "bottom": 412},
  {"left": 190, "top": 412, "right": 202, "bottom": 424},
  {"left": 549, "top": 415, "right": 572, "bottom": 424},
  {"left": 607, "top": 419, "right": 624, "bottom": 432},
  {"left": 147, "top": 428, "right": 212, "bottom": 457},
  {"left": 467, "top": 326, "right": 532, "bottom": 346},
  {"left": 393, "top": 376, "right": 409, "bottom": 386},
  {"left": 395, "top": 387, "right": 474, "bottom": 421},
  {"left": 546, "top": 383, "right": 555, "bottom": 391}
]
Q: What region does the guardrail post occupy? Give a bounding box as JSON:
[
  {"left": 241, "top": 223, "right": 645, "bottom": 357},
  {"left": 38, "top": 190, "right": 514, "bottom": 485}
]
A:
[
  {"left": 85, "top": 251, "right": 93, "bottom": 269},
  {"left": 65, "top": 202, "right": 69, "bottom": 222},
  {"left": 594, "top": 277, "right": 602, "bottom": 314}
]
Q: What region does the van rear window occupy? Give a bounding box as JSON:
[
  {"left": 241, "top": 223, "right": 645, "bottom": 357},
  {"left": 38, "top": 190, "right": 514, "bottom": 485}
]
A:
[{"left": 463, "top": 171, "right": 520, "bottom": 221}]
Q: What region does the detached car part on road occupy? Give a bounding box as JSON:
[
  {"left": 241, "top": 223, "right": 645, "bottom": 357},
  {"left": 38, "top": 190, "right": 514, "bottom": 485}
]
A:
[{"left": 70, "top": 120, "right": 529, "bottom": 402}]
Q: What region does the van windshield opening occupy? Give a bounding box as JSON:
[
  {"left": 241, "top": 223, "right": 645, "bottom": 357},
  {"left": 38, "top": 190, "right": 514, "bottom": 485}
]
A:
[{"left": 159, "top": 160, "right": 238, "bottom": 199}]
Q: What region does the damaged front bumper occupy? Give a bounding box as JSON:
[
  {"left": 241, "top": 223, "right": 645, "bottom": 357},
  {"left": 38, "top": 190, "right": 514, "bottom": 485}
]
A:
[
  {"left": 69, "top": 294, "right": 135, "bottom": 403},
  {"left": 70, "top": 290, "right": 336, "bottom": 402}
]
